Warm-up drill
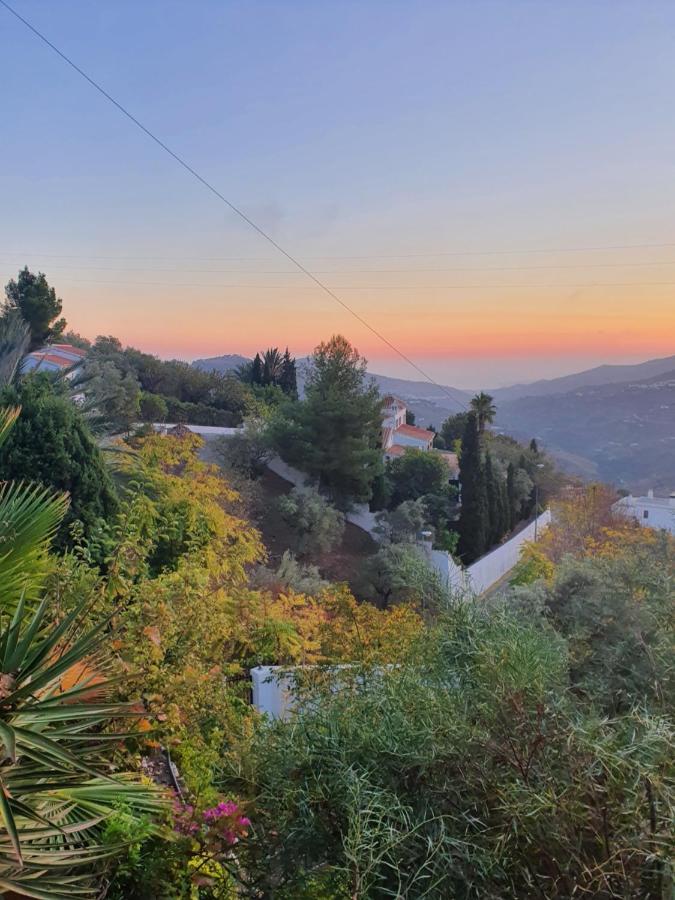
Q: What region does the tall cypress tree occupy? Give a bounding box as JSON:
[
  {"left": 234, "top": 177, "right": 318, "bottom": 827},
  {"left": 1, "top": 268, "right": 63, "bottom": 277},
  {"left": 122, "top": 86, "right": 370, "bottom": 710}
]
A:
[
  {"left": 279, "top": 347, "right": 297, "bottom": 397},
  {"left": 506, "top": 461, "right": 518, "bottom": 529},
  {"left": 250, "top": 353, "right": 263, "bottom": 386},
  {"left": 458, "top": 412, "right": 489, "bottom": 562},
  {"left": 485, "top": 451, "right": 499, "bottom": 546}
]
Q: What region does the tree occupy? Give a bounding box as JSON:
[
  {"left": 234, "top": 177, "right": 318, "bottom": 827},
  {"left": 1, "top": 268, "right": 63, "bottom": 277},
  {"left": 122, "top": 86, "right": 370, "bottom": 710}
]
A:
[
  {"left": 387, "top": 448, "right": 448, "bottom": 506},
  {"left": 485, "top": 451, "right": 508, "bottom": 545},
  {"left": 277, "top": 487, "right": 345, "bottom": 557},
  {"left": 270, "top": 335, "right": 383, "bottom": 507},
  {"left": 375, "top": 498, "right": 429, "bottom": 543},
  {"left": 279, "top": 347, "right": 297, "bottom": 397},
  {"left": 217, "top": 418, "right": 273, "bottom": 479},
  {"left": 3, "top": 267, "right": 66, "bottom": 349},
  {"left": 405, "top": 408, "right": 416, "bottom": 425},
  {"left": 469, "top": 391, "right": 496, "bottom": 433},
  {"left": 250, "top": 352, "right": 263, "bottom": 385},
  {"left": 262, "top": 347, "right": 284, "bottom": 386},
  {"left": 529, "top": 437, "right": 539, "bottom": 454},
  {"left": 508, "top": 546, "right": 675, "bottom": 713},
  {"left": 139, "top": 391, "right": 168, "bottom": 423},
  {"left": 458, "top": 413, "right": 488, "bottom": 561},
  {"left": 82, "top": 358, "right": 141, "bottom": 433},
  {"left": 0, "top": 376, "right": 118, "bottom": 550},
  {"left": 439, "top": 411, "right": 469, "bottom": 447},
  {"left": 363, "top": 542, "right": 446, "bottom": 611}
]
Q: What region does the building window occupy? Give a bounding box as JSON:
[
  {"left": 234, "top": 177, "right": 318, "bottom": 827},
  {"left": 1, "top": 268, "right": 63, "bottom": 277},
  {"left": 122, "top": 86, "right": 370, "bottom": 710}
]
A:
[{"left": 643, "top": 510, "right": 649, "bottom": 519}]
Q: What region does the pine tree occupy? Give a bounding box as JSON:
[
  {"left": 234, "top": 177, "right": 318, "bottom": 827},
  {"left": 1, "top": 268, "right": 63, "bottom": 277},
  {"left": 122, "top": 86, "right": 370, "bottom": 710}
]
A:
[
  {"left": 3, "top": 268, "right": 66, "bottom": 350},
  {"left": 458, "top": 412, "right": 489, "bottom": 562},
  {"left": 270, "top": 335, "right": 383, "bottom": 507},
  {"left": 530, "top": 437, "right": 539, "bottom": 455}
]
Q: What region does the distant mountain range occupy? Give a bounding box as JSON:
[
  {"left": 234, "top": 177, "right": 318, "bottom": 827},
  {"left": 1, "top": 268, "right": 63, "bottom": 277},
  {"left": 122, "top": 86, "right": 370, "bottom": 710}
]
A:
[
  {"left": 496, "top": 369, "right": 675, "bottom": 492},
  {"left": 193, "top": 351, "right": 675, "bottom": 491},
  {"left": 193, "top": 353, "right": 249, "bottom": 374},
  {"left": 490, "top": 354, "right": 675, "bottom": 403}
]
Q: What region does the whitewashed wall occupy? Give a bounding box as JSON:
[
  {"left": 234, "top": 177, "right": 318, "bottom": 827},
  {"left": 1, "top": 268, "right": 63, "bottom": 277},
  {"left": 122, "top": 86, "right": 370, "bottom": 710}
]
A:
[
  {"left": 153, "top": 423, "right": 240, "bottom": 439},
  {"left": 251, "top": 667, "right": 296, "bottom": 719},
  {"left": 423, "top": 510, "right": 551, "bottom": 596}
]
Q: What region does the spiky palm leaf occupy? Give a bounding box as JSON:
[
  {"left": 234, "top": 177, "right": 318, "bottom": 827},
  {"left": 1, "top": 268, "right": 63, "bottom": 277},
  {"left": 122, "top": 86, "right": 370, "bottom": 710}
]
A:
[
  {"left": 0, "top": 312, "right": 30, "bottom": 389},
  {"left": 0, "top": 407, "right": 71, "bottom": 613},
  {"left": 0, "top": 481, "right": 70, "bottom": 614},
  {"left": 0, "top": 595, "right": 166, "bottom": 898}
]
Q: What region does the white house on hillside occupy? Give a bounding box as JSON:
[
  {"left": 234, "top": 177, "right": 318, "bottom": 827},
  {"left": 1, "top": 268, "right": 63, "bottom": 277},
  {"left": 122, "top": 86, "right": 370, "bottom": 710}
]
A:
[
  {"left": 382, "top": 394, "right": 435, "bottom": 455},
  {"left": 612, "top": 490, "right": 675, "bottom": 534},
  {"left": 381, "top": 394, "right": 458, "bottom": 477}
]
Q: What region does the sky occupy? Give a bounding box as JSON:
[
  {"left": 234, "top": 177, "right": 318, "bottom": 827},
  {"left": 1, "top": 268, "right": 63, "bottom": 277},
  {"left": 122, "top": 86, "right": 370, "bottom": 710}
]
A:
[{"left": 1, "top": 0, "right": 674, "bottom": 388}]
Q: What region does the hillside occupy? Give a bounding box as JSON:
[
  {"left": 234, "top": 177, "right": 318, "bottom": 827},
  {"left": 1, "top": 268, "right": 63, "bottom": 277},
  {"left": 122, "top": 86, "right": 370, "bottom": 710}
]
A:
[
  {"left": 491, "top": 354, "right": 675, "bottom": 403},
  {"left": 191, "top": 351, "right": 675, "bottom": 490},
  {"left": 496, "top": 370, "right": 675, "bottom": 491},
  {"left": 192, "top": 353, "right": 249, "bottom": 374}
]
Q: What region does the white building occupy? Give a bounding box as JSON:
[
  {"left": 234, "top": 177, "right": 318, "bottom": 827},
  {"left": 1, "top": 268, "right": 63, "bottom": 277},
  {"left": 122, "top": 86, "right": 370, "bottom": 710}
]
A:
[
  {"left": 382, "top": 394, "right": 435, "bottom": 454},
  {"left": 381, "top": 394, "right": 458, "bottom": 477},
  {"left": 613, "top": 490, "right": 675, "bottom": 534}
]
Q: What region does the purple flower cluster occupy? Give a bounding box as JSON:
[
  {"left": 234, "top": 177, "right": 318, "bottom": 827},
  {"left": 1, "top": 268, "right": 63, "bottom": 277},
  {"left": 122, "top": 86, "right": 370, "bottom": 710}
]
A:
[{"left": 173, "top": 797, "right": 251, "bottom": 847}]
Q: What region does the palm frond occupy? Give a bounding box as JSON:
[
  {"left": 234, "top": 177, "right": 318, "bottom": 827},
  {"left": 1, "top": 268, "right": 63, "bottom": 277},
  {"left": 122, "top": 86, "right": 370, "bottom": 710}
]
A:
[
  {"left": 0, "top": 481, "right": 69, "bottom": 613},
  {"left": 0, "top": 597, "right": 168, "bottom": 896}
]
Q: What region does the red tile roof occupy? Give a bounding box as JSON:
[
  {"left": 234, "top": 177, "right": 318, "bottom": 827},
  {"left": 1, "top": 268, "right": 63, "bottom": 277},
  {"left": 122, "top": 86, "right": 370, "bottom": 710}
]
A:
[
  {"left": 32, "top": 353, "right": 75, "bottom": 368},
  {"left": 384, "top": 444, "right": 407, "bottom": 458},
  {"left": 394, "top": 424, "right": 435, "bottom": 442},
  {"left": 51, "top": 344, "right": 87, "bottom": 357}
]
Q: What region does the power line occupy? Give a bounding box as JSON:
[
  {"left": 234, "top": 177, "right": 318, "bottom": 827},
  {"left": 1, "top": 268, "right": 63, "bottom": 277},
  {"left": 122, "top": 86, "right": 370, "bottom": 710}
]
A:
[
  {"left": 0, "top": 0, "right": 471, "bottom": 409},
  {"left": 6, "top": 257, "right": 675, "bottom": 274},
  {"left": 3, "top": 245, "right": 675, "bottom": 264}
]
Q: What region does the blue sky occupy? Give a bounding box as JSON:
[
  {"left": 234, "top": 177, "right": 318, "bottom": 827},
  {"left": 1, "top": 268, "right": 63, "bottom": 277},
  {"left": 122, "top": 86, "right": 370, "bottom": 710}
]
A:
[{"left": 1, "top": 1, "right": 674, "bottom": 386}]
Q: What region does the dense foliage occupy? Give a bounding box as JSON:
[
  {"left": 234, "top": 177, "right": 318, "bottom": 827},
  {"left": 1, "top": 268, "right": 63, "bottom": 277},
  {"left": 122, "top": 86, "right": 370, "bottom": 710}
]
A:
[
  {"left": 3, "top": 267, "right": 66, "bottom": 349},
  {"left": 270, "top": 335, "right": 383, "bottom": 507},
  {"left": 82, "top": 335, "right": 253, "bottom": 428},
  {"left": 0, "top": 376, "right": 118, "bottom": 550}
]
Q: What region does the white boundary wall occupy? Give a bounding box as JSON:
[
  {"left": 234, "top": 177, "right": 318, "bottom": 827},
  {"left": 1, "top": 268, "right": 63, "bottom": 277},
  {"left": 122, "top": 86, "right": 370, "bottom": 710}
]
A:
[
  {"left": 152, "top": 423, "right": 240, "bottom": 439},
  {"left": 251, "top": 666, "right": 297, "bottom": 720},
  {"left": 424, "top": 509, "right": 551, "bottom": 596}
]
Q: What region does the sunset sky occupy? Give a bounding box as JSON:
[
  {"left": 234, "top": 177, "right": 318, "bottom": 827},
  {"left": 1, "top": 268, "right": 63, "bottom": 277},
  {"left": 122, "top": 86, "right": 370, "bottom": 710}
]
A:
[{"left": 2, "top": 1, "right": 674, "bottom": 387}]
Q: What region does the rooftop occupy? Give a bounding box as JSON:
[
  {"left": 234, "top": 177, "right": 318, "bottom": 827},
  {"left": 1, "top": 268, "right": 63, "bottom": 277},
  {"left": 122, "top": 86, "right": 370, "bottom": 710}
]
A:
[{"left": 393, "top": 423, "right": 435, "bottom": 441}]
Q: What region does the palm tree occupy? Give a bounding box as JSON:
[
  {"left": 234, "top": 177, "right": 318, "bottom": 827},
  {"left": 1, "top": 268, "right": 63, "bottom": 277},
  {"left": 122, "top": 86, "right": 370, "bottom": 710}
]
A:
[
  {"left": 261, "top": 348, "right": 284, "bottom": 386},
  {"left": 0, "top": 407, "right": 166, "bottom": 896},
  {"left": 470, "top": 392, "right": 497, "bottom": 433}
]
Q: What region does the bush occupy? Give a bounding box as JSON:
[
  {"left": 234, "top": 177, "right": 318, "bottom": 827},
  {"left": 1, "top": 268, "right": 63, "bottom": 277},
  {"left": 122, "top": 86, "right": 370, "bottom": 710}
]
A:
[
  {"left": 0, "top": 375, "right": 118, "bottom": 551},
  {"left": 225, "top": 605, "right": 674, "bottom": 899},
  {"left": 277, "top": 487, "right": 345, "bottom": 557}
]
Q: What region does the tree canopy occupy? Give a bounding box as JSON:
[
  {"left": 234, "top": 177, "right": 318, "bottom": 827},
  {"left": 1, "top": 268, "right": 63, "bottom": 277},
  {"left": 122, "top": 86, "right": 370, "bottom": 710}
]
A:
[
  {"left": 3, "top": 267, "right": 66, "bottom": 349},
  {"left": 0, "top": 376, "right": 118, "bottom": 550},
  {"left": 270, "top": 335, "right": 383, "bottom": 507}
]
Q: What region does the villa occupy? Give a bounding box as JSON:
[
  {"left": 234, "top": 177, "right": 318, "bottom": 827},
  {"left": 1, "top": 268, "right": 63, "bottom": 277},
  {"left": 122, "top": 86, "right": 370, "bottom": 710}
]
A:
[{"left": 381, "top": 394, "right": 458, "bottom": 477}]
